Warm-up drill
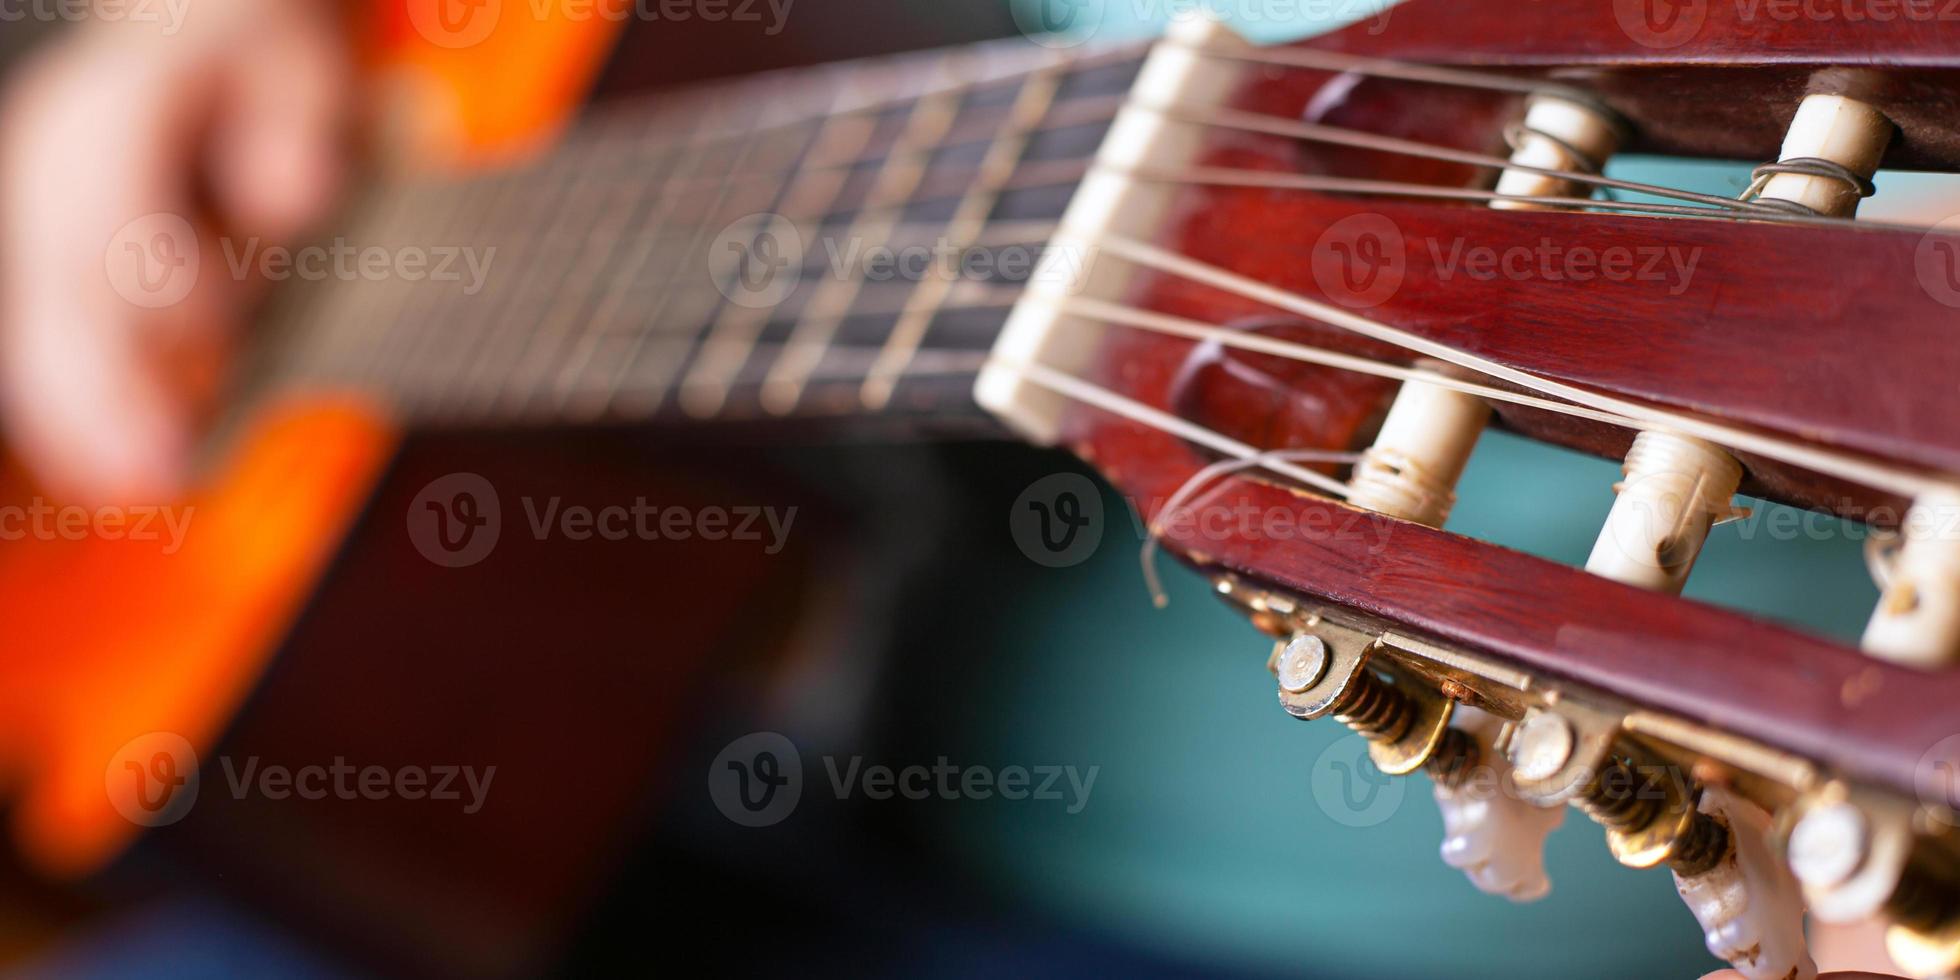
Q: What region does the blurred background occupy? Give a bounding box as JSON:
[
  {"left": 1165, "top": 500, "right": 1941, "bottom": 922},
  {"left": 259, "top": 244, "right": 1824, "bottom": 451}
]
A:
[{"left": 0, "top": 0, "right": 1935, "bottom": 977}]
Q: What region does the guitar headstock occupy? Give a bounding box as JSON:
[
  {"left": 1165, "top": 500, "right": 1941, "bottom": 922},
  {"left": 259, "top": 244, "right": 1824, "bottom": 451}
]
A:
[{"left": 978, "top": 4, "right": 1960, "bottom": 976}]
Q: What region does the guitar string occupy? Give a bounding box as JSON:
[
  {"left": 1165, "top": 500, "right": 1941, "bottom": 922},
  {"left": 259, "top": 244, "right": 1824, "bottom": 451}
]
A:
[
  {"left": 1029, "top": 294, "right": 1644, "bottom": 430},
  {"left": 1029, "top": 232, "right": 1953, "bottom": 499},
  {"left": 1153, "top": 37, "right": 1615, "bottom": 107},
  {"left": 1141, "top": 448, "right": 1364, "bottom": 609},
  {"left": 289, "top": 34, "right": 1947, "bottom": 424},
  {"left": 1129, "top": 101, "right": 1781, "bottom": 215},
  {"left": 1001, "top": 358, "right": 1356, "bottom": 499}
]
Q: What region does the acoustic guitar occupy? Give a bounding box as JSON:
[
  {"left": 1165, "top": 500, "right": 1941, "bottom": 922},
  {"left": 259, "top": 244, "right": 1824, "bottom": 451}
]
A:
[{"left": 8, "top": 2, "right": 1960, "bottom": 976}]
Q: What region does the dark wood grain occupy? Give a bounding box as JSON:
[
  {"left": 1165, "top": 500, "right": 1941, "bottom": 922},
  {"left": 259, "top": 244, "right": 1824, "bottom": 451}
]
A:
[
  {"left": 1059, "top": 6, "right": 1960, "bottom": 797},
  {"left": 1301, "top": 0, "right": 1960, "bottom": 168},
  {"left": 1127, "top": 41, "right": 1960, "bottom": 522}
]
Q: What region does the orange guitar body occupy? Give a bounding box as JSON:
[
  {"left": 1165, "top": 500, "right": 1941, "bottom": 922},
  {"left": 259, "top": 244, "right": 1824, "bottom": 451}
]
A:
[{"left": 0, "top": 2, "right": 623, "bottom": 879}]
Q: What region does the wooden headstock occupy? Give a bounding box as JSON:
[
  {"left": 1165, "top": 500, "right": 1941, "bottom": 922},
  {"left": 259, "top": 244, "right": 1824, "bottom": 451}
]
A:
[{"left": 979, "top": 4, "right": 1960, "bottom": 975}]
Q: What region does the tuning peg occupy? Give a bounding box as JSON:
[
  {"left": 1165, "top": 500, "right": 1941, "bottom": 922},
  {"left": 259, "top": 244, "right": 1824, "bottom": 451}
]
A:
[
  {"left": 1346, "top": 94, "right": 1620, "bottom": 528},
  {"left": 1584, "top": 431, "right": 1742, "bottom": 594},
  {"left": 1862, "top": 487, "right": 1960, "bottom": 668},
  {"left": 1586, "top": 94, "right": 1894, "bottom": 598},
  {"left": 1432, "top": 706, "right": 1564, "bottom": 902},
  {"left": 1673, "top": 788, "right": 1817, "bottom": 980}
]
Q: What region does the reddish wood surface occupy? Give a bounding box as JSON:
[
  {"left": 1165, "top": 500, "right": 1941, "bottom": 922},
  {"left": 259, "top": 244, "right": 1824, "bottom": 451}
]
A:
[
  {"left": 1303, "top": 0, "right": 1960, "bottom": 168},
  {"left": 1140, "top": 34, "right": 1960, "bottom": 522},
  {"left": 1062, "top": 5, "right": 1960, "bottom": 795}
]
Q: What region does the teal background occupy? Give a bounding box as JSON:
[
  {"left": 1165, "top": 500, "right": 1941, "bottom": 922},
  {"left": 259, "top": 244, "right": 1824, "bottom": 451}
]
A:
[{"left": 961, "top": 2, "right": 1898, "bottom": 976}]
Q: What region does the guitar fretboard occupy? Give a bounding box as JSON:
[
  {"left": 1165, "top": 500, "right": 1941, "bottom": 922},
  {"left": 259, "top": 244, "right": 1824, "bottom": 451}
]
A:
[{"left": 249, "top": 36, "right": 1147, "bottom": 431}]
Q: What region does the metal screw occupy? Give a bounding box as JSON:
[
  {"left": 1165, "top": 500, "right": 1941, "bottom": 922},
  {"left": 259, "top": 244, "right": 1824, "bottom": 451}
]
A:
[
  {"left": 1510, "top": 712, "right": 1575, "bottom": 782},
  {"left": 1788, "top": 803, "right": 1869, "bottom": 888},
  {"left": 1276, "top": 634, "right": 1329, "bottom": 694}
]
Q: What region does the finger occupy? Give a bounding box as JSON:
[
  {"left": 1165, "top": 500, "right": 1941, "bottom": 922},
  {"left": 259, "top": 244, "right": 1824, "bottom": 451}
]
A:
[
  {"left": 207, "top": 4, "right": 350, "bottom": 244},
  {"left": 0, "top": 39, "right": 212, "bottom": 501}
]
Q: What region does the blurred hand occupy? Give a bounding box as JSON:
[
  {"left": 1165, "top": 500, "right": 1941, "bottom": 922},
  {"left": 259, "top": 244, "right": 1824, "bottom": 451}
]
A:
[{"left": 0, "top": 0, "right": 349, "bottom": 502}]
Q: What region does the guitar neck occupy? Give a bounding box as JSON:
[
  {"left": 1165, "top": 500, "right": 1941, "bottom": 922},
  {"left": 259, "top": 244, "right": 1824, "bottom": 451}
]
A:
[{"left": 244, "top": 36, "right": 1147, "bottom": 434}]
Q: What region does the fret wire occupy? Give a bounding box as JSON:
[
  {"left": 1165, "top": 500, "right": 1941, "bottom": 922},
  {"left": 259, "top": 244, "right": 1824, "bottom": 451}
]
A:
[
  {"left": 544, "top": 91, "right": 742, "bottom": 412},
  {"left": 442, "top": 127, "right": 657, "bottom": 405},
  {"left": 419, "top": 137, "right": 595, "bottom": 412},
  {"left": 440, "top": 109, "right": 653, "bottom": 413},
  {"left": 382, "top": 168, "right": 538, "bottom": 412},
  {"left": 217, "top": 179, "right": 417, "bottom": 435},
  {"left": 810, "top": 158, "right": 1091, "bottom": 226},
  {"left": 465, "top": 116, "right": 666, "bottom": 410},
  {"left": 757, "top": 58, "right": 976, "bottom": 416},
  {"left": 341, "top": 174, "right": 490, "bottom": 392},
  {"left": 301, "top": 180, "right": 434, "bottom": 380},
  {"left": 353, "top": 90, "right": 667, "bottom": 400},
  {"left": 249, "top": 39, "right": 1124, "bottom": 427},
  {"left": 859, "top": 61, "right": 1064, "bottom": 411},
  {"left": 587, "top": 98, "right": 818, "bottom": 416},
  {"left": 504, "top": 105, "right": 719, "bottom": 413},
  {"left": 605, "top": 150, "right": 818, "bottom": 416},
  {"left": 496, "top": 138, "right": 695, "bottom": 411},
  {"left": 606, "top": 339, "right": 987, "bottom": 400},
  {"left": 677, "top": 81, "right": 892, "bottom": 419},
  {"left": 586, "top": 42, "right": 1144, "bottom": 164},
  {"left": 642, "top": 94, "right": 1122, "bottom": 192},
  {"left": 260, "top": 182, "right": 416, "bottom": 385}
]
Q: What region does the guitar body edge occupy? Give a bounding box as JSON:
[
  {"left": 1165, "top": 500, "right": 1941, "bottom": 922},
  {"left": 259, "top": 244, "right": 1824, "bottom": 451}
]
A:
[{"left": 0, "top": 1, "right": 624, "bottom": 877}]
